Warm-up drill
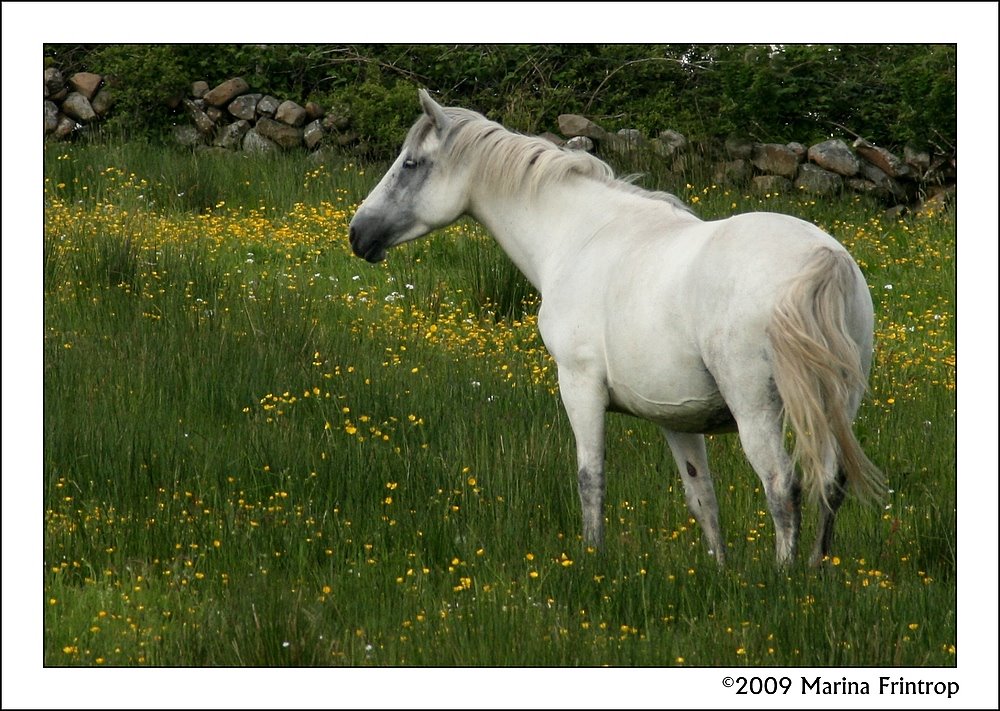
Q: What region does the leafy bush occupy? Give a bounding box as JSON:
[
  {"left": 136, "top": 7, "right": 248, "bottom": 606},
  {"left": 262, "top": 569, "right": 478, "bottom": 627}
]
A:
[{"left": 44, "top": 44, "right": 956, "bottom": 156}]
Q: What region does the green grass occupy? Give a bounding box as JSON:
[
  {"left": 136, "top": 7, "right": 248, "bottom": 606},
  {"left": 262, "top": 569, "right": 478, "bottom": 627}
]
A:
[{"left": 41, "top": 142, "right": 956, "bottom": 668}]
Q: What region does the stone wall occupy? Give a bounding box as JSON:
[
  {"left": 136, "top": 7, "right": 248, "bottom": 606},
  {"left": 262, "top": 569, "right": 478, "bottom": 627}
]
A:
[
  {"left": 44, "top": 69, "right": 956, "bottom": 210},
  {"left": 44, "top": 68, "right": 115, "bottom": 139},
  {"left": 44, "top": 69, "right": 358, "bottom": 155},
  {"left": 165, "top": 77, "right": 358, "bottom": 155},
  {"left": 554, "top": 113, "right": 956, "bottom": 210}
]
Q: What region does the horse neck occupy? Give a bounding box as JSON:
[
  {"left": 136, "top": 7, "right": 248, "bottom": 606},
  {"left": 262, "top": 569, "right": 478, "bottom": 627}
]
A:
[
  {"left": 465, "top": 190, "right": 547, "bottom": 291},
  {"left": 467, "top": 176, "right": 687, "bottom": 294}
]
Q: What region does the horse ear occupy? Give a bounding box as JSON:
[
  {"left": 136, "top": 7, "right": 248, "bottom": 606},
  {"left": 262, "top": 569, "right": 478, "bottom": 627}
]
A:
[{"left": 418, "top": 89, "right": 451, "bottom": 134}]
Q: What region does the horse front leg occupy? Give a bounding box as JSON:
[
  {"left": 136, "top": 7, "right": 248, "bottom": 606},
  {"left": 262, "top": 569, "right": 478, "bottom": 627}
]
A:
[
  {"left": 663, "top": 430, "right": 726, "bottom": 565},
  {"left": 557, "top": 367, "right": 609, "bottom": 548}
]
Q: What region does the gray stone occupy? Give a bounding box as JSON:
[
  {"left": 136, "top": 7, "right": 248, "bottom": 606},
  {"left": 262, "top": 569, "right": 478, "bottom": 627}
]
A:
[
  {"left": 713, "top": 159, "right": 751, "bottom": 184},
  {"left": 214, "top": 119, "right": 251, "bottom": 149},
  {"left": 794, "top": 163, "right": 843, "bottom": 195},
  {"left": 53, "top": 114, "right": 78, "bottom": 140},
  {"left": 172, "top": 124, "right": 204, "bottom": 147},
  {"left": 322, "top": 110, "right": 350, "bottom": 131},
  {"left": 787, "top": 142, "right": 807, "bottom": 162},
  {"left": 68, "top": 72, "right": 102, "bottom": 100},
  {"left": 203, "top": 77, "right": 250, "bottom": 107},
  {"left": 305, "top": 101, "right": 325, "bottom": 120},
  {"left": 183, "top": 98, "right": 216, "bottom": 136},
  {"left": 557, "top": 113, "right": 607, "bottom": 140},
  {"left": 255, "top": 117, "right": 303, "bottom": 149},
  {"left": 603, "top": 131, "right": 644, "bottom": 156},
  {"left": 206, "top": 106, "right": 225, "bottom": 124},
  {"left": 61, "top": 92, "right": 97, "bottom": 122},
  {"left": 853, "top": 138, "right": 912, "bottom": 178},
  {"left": 191, "top": 80, "right": 210, "bottom": 98},
  {"left": 923, "top": 155, "right": 956, "bottom": 185},
  {"left": 228, "top": 94, "right": 261, "bottom": 121},
  {"left": 846, "top": 178, "right": 879, "bottom": 195},
  {"left": 91, "top": 87, "right": 114, "bottom": 116},
  {"left": 303, "top": 119, "right": 324, "bottom": 150},
  {"left": 565, "top": 135, "right": 594, "bottom": 152},
  {"left": 616, "top": 128, "right": 646, "bottom": 147},
  {"left": 537, "top": 131, "right": 564, "bottom": 146},
  {"left": 44, "top": 101, "right": 60, "bottom": 134},
  {"left": 725, "top": 135, "right": 753, "bottom": 159},
  {"left": 904, "top": 145, "right": 931, "bottom": 174},
  {"left": 751, "top": 175, "right": 793, "bottom": 195},
  {"left": 649, "top": 138, "right": 682, "bottom": 159},
  {"left": 44, "top": 67, "right": 65, "bottom": 97},
  {"left": 257, "top": 95, "right": 280, "bottom": 118},
  {"left": 275, "top": 100, "right": 308, "bottom": 127},
  {"left": 807, "top": 139, "right": 860, "bottom": 176},
  {"left": 242, "top": 128, "right": 279, "bottom": 154},
  {"left": 658, "top": 129, "right": 687, "bottom": 151},
  {"left": 858, "top": 162, "right": 907, "bottom": 201},
  {"left": 751, "top": 143, "right": 799, "bottom": 178}
]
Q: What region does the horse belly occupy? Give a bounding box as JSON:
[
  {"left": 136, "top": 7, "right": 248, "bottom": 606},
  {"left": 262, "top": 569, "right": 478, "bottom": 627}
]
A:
[{"left": 606, "top": 359, "right": 737, "bottom": 434}]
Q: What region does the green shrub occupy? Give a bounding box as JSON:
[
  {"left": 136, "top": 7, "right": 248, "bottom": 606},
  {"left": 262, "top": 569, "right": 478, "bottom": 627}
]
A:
[{"left": 43, "top": 44, "right": 956, "bottom": 157}]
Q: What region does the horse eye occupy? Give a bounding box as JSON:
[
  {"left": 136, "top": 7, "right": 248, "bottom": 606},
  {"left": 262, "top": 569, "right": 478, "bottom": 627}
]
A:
[{"left": 402, "top": 158, "right": 420, "bottom": 169}]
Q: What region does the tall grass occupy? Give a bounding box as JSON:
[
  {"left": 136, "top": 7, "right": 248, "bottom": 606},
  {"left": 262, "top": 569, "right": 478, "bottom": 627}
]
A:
[{"left": 43, "top": 142, "right": 956, "bottom": 668}]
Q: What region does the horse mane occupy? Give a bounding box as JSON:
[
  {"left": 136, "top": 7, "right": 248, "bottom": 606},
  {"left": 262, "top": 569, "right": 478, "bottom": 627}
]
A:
[
  {"left": 413, "top": 107, "right": 695, "bottom": 215},
  {"left": 615, "top": 179, "right": 697, "bottom": 214}
]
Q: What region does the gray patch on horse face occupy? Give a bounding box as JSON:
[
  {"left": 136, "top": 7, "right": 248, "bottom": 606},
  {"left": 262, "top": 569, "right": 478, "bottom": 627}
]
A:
[
  {"left": 686, "top": 461, "right": 698, "bottom": 478},
  {"left": 766, "top": 375, "right": 780, "bottom": 406},
  {"left": 395, "top": 157, "right": 432, "bottom": 194}
]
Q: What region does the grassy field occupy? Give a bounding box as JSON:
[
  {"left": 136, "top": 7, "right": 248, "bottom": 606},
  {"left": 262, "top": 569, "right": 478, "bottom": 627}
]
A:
[{"left": 40, "top": 141, "right": 956, "bottom": 670}]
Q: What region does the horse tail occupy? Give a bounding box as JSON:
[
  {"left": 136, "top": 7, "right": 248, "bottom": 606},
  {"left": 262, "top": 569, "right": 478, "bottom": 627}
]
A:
[{"left": 767, "top": 247, "right": 884, "bottom": 506}]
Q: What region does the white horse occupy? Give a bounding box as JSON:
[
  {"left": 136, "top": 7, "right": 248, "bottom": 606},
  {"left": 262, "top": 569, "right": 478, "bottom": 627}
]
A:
[{"left": 349, "top": 89, "right": 883, "bottom": 566}]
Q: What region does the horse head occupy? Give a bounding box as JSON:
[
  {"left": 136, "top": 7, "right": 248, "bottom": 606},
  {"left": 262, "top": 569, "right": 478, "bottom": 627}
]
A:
[{"left": 349, "top": 90, "right": 472, "bottom": 263}]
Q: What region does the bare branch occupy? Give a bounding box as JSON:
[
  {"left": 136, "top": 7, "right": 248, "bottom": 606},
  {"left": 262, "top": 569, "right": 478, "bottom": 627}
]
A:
[{"left": 585, "top": 57, "right": 701, "bottom": 113}]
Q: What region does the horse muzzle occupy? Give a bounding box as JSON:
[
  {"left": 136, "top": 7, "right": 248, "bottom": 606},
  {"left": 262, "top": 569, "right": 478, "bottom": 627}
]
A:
[{"left": 348, "top": 219, "right": 390, "bottom": 263}]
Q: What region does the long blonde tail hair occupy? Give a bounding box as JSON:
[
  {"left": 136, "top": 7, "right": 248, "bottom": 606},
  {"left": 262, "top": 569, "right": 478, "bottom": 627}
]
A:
[{"left": 768, "top": 247, "right": 884, "bottom": 505}]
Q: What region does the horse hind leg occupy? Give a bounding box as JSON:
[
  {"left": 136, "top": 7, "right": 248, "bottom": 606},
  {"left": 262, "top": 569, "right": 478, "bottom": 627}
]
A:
[
  {"left": 810, "top": 382, "right": 872, "bottom": 566},
  {"left": 810, "top": 464, "right": 848, "bottom": 566},
  {"left": 663, "top": 430, "right": 726, "bottom": 565},
  {"left": 736, "top": 413, "right": 802, "bottom": 566}
]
